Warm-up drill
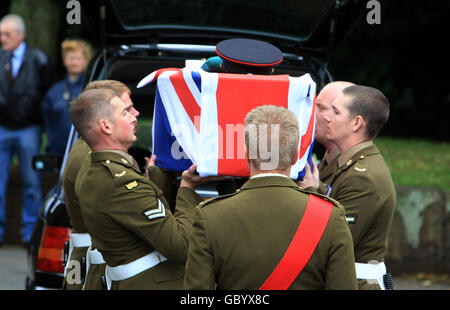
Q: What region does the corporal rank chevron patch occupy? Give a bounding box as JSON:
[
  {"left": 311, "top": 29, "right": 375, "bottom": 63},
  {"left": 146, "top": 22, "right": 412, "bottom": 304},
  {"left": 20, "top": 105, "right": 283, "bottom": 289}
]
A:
[{"left": 143, "top": 199, "right": 166, "bottom": 221}]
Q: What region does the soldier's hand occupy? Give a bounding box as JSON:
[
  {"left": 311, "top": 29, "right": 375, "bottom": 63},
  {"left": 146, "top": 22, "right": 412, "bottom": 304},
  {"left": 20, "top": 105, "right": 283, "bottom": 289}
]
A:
[
  {"left": 296, "top": 160, "right": 320, "bottom": 189},
  {"left": 144, "top": 154, "right": 157, "bottom": 179},
  {"left": 180, "top": 164, "right": 225, "bottom": 190}
]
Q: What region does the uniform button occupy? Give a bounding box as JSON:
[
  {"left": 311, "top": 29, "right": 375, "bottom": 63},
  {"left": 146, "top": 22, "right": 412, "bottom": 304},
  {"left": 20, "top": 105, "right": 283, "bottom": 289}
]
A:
[
  {"left": 105, "top": 160, "right": 110, "bottom": 164},
  {"left": 121, "top": 159, "right": 128, "bottom": 164},
  {"left": 346, "top": 159, "right": 352, "bottom": 166},
  {"left": 360, "top": 155, "right": 365, "bottom": 159}
]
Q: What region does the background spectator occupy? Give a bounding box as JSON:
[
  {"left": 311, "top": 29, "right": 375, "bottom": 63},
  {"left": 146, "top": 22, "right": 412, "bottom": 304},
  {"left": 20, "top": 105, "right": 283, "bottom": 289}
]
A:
[
  {"left": 42, "top": 38, "right": 92, "bottom": 156},
  {"left": 0, "top": 14, "right": 55, "bottom": 245}
]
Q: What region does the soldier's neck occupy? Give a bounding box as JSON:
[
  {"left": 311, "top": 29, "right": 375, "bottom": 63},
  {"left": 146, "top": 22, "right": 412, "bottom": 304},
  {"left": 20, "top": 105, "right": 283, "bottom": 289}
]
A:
[
  {"left": 91, "top": 141, "right": 129, "bottom": 154},
  {"left": 249, "top": 163, "right": 291, "bottom": 178},
  {"left": 336, "top": 134, "right": 368, "bottom": 154}
]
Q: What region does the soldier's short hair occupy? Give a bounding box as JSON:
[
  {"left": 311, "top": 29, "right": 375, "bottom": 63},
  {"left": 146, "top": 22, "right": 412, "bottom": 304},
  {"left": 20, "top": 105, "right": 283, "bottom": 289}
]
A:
[
  {"left": 84, "top": 80, "right": 130, "bottom": 96},
  {"left": 342, "top": 85, "right": 390, "bottom": 139},
  {"left": 70, "top": 88, "right": 120, "bottom": 146},
  {"left": 245, "top": 105, "right": 299, "bottom": 171}
]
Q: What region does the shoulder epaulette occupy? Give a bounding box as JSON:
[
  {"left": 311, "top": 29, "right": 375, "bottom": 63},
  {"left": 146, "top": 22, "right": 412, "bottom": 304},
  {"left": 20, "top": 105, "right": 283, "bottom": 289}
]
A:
[
  {"left": 294, "top": 186, "right": 343, "bottom": 209},
  {"left": 340, "top": 153, "right": 373, "bottom": 173},
  {"left": 101, "top": 159, "right": 135, "bottom": 179},
  {"left": 198, "top": 189, "right": 243, "bottom": 208}
]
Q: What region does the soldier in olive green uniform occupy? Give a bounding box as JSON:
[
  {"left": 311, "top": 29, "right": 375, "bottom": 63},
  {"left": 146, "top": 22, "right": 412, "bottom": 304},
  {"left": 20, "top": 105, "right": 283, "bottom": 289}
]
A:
[
  {"left": 323, "top": 141, "right": 395, "bottom": 289},
  {"left": 185, "top": 178, "right": 357, "bottom": 290},
  {"left": 62, "top": 80, "right": 141, "bottom": 290},
  {"left": 184, "top": 105, "right": 357, "bottom": 290},
  {"left": 315, "top": 82, "right": 354, "bottom": 195},
  {"left": 62, "top": 137, "right": 91, "bottom": 290},
  {"left": 302, "top": 85, "right": 396, "bottom": 290},
  {"left": 76, "top": 151, "right": 203, "bottom": 289},
  {"left": 71, "top": 89, "right": 209, "bottom": 289}
]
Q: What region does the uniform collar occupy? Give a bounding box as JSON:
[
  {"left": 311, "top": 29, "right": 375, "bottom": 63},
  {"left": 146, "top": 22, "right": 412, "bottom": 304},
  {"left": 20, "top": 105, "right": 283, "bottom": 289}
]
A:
[
  {"left": 338, "top": 140, "right": 374, "bottom": 168},
  {"left": 250, "top": 172, "right": 289, "bottom": 179},
  {"left": 241, "top": 174, "right": 298, "bottom": 191},
  {"left": 322, "top": 147, "right": 340, "bottom": 166},
  {"left": 91, "top": 150, "right": 136, "bottom": 169}
]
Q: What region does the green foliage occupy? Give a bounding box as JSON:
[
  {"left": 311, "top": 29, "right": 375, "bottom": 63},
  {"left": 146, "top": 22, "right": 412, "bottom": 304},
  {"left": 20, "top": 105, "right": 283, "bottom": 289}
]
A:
[
  {"left": 329, "top": 0, "right": 449, "bottom": 140},
  {"left": 9, "top": 0, "right": 62, "bottom": 62},
  {"left": 134, "top": 118, "right": 153, "bottom": 150},
  {"left": 375, "top": 136, "right": 450, "bottom": 190}
]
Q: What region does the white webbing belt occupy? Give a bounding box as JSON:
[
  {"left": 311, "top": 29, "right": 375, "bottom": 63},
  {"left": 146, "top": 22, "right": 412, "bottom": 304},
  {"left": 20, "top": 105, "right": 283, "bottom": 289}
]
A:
[
  {"left": 82, "top": 247, "right": 106, "bottom": 290},
  {"left": 87, "top": 248, "right": 105, "bottom": 265},
  {"left": 64, "top": 233, "right": 92, "bottom": 277},
  {"left": 71, "top": 233, "right": 92, "bottom": 248},
  {"left": 355, "top": 262, "right": 387, "bottom": 290},
  {"left": 105, "top": 251, "right": 167, "bottom": 290}
]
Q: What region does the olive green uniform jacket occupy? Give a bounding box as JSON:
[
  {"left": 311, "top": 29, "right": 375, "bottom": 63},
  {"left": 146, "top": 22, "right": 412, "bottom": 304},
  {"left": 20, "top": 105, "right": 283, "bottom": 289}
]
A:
[
  {"left": 323, "top": 142, "right": 396, "bottom": 263},
  {"left": 184, "top": 175, "right": 357, "bottom": 290},
  {"left": 76, "top": 151, "right": 203, "bottom": 290},
  {"left": 61, "top": 138, "right": 90, "bottom": 290},
  {"left": 83, "top": 263, "right": 105, "bottom": 290},
  {"left": 318, "top": 148, "right": 340, "bottom": 194},
  {"left": 84, "top": 154, "right": 180, "bottom": 290},
  {"left": 146, "top": 165, "right": 179, "bottom": 212},
  {"left": 319, "top": 142, "right": 396, "bottom": 289}
]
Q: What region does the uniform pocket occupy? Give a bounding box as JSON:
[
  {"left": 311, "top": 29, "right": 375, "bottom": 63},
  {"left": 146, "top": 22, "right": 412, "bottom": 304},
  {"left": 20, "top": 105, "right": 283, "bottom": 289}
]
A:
[{"left": 150, "top": 261, "right": 185, "bottom": 283}]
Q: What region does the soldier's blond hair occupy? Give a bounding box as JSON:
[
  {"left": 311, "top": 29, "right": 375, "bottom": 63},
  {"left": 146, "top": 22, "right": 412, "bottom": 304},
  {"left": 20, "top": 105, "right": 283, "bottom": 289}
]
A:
[
  {"left": 84, "top": 80, "right": 130, "bottom": 95},
  {"left": 245, "top": 105, "right": 299, "bottom": 171}
]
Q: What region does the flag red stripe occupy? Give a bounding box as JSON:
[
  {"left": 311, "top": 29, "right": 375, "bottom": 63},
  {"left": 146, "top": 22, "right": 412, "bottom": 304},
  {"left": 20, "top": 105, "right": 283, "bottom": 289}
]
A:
[
  {"left": 216, "top": 73, "right": 290, "bottom": 176},
  {"left": 299, "top": 91, "right": 316, "bottom": 158},
  {"left": 169, "top": 71, "right": 201, "bottom": 132}
]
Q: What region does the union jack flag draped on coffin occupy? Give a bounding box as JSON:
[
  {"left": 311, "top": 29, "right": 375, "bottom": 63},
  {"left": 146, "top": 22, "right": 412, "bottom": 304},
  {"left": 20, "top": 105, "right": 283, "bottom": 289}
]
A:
[{"left": 137, "top": 68, "right": 316, "bottom": 179}]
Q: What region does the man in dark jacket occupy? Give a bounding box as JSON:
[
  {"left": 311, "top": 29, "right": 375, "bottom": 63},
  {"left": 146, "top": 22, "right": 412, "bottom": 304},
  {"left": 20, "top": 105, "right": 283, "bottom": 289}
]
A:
[{"left": 0, "top": 14, "right": 55, "bottom": 245}]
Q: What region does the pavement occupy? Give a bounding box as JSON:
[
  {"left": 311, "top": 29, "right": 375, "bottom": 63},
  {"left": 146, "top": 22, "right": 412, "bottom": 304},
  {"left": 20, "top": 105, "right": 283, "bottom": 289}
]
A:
[
  {"left": 0, "top": 244, "right": 448, "bottom": 290},
  {"left": 0, "top": 245, "right": 28, "bottom": 290}
]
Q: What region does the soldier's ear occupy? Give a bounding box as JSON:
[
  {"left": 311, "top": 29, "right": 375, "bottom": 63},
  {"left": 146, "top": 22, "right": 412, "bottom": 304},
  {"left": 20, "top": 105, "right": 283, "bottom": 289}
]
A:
[
  {"left": 291, "top": 149, "right": 299, "bottom": 165},
  {"left": 99, "top": 119, "right": 113, "bottom": 135},
  {"left": 244, "top": 144, "right": 252, "bottom": 168},
  {"left": 351, "top": 115, "right": 365, "bottom": 133}
]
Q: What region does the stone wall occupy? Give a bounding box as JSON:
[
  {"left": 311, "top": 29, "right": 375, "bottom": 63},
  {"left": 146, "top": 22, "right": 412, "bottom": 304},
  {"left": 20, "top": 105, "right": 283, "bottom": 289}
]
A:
[{"left": 386, "top": 186, "right": 450, "bottom": 274}]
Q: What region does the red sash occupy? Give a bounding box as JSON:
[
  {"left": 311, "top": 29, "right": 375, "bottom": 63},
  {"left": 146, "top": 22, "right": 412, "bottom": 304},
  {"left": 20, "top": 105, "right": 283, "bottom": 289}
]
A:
[{"left": 259, "top": 194, "right": 333, "bottom": 290}]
